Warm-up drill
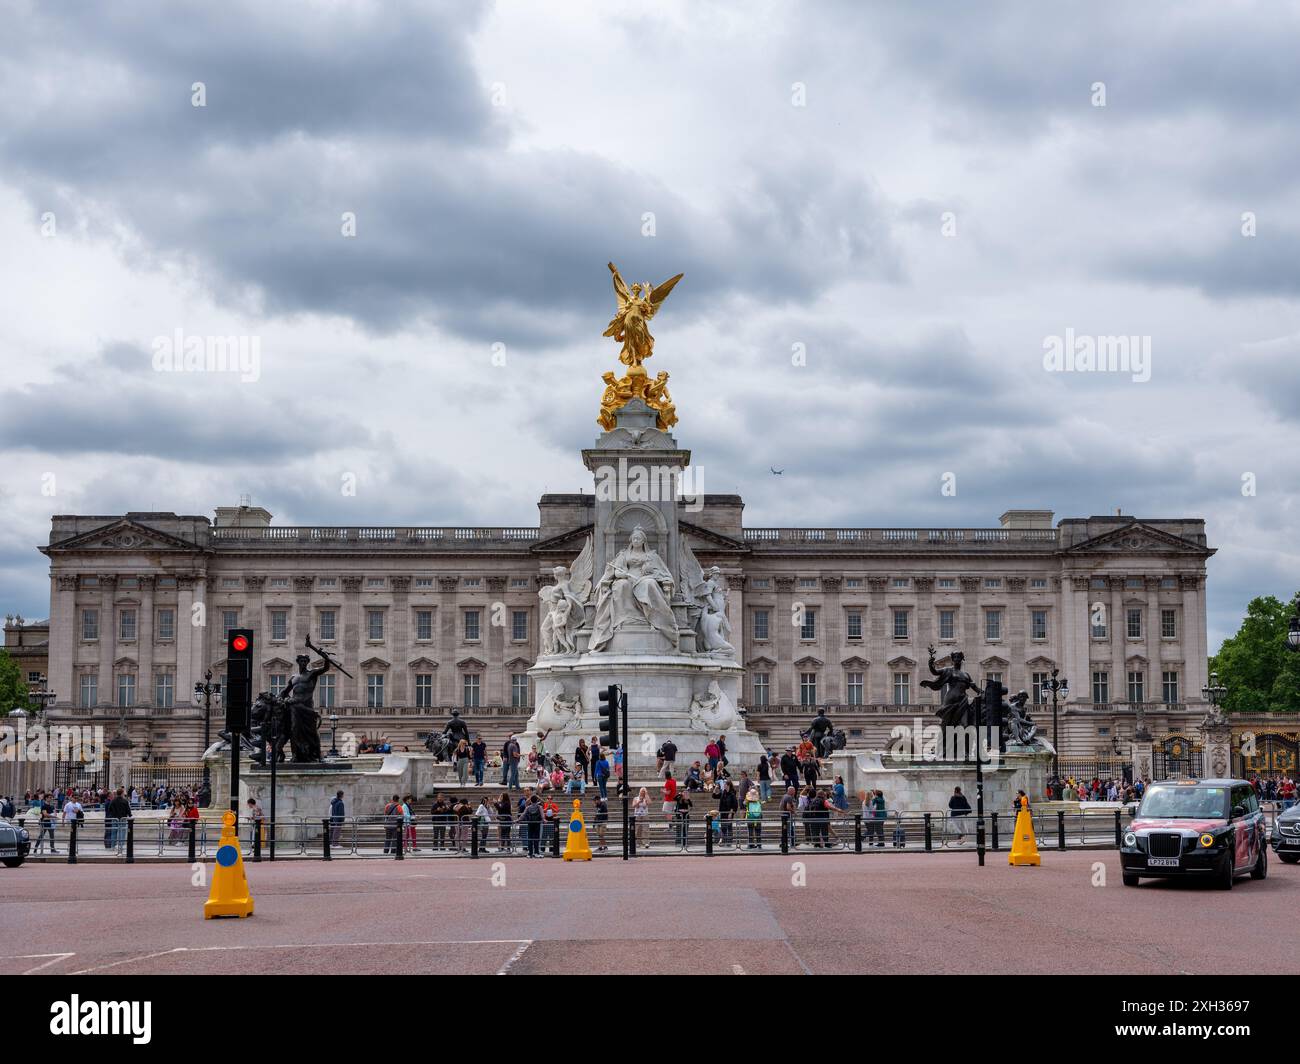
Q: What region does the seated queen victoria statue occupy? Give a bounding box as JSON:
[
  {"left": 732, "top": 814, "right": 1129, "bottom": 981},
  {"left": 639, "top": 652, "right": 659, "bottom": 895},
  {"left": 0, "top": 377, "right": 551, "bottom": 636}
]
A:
[{"left": 590, "top": 526, "right": 678, "bottom": 651}]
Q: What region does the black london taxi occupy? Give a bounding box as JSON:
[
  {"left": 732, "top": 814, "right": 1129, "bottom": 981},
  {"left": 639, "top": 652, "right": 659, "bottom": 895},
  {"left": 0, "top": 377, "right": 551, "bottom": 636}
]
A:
[
  {"left": 1271, "top": 802, "right": 1300, "bottom": 864},
  {"left": 1119, "top": 779, "right": 1266, "bottom": 889},
  {"left": 0, "top": 816, "right": 31, "bottom": 868}
]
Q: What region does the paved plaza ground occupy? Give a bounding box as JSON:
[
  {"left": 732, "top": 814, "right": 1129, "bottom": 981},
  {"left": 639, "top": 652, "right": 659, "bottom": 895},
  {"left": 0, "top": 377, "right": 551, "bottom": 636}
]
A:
[{"left": 2, "top": 850, "right": 1296, "bottom": 975}]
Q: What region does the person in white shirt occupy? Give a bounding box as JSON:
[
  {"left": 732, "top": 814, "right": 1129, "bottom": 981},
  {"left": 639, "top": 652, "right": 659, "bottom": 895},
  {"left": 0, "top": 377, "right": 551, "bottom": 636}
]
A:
[
  {"left": 474, "top": 799, "right": 493, "bottom": 849},
  {"left": 62, "top": 798, "right": 83, "bottom": 826}
]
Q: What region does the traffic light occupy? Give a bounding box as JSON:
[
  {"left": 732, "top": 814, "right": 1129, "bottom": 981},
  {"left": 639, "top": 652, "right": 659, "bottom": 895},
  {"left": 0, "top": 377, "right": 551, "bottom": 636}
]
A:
[
  {"left": 597, "top": 684, "right": 620, "bottom": 749},
  {"left": 225, "top": 628, "right": 254, "bottom": 734}
]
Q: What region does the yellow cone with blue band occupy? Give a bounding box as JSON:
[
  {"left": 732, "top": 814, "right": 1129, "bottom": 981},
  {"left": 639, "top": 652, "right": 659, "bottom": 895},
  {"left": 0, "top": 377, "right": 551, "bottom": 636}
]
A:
[
  {"left": 562, "top": 798, "right": 592, "bottom": 861},
  {"left": 205, "top": 810, "right": 255, "bottom": 918},
  {"left": 1008, "top": 796, "right": 1040, "bottom": 866}
]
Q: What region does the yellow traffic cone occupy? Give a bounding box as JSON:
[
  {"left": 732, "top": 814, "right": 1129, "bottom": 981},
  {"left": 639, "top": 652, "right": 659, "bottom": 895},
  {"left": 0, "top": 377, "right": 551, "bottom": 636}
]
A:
[
  {"left": 205, "top": 810, "right": 255, "bottom": 918},
  {"left": 562, "top": 798, "right": 592, "bottom": 861},
  {"left": 1008, "top": 796, "right": 1040, "bottom": 866}
]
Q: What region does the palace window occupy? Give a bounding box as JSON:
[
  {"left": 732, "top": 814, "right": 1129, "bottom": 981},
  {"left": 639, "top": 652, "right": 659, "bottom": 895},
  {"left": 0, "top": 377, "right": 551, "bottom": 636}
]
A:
[
  {"left": 1092, "top": 671, "right": 1110, "bottom": 704},
  {"left": 938, "top": 609, "right": 955, "bottom": 641},
  {"left": 751, "top": 578, "right": 770, "bottom": 589},
  {"left": 846, "top": 672, "right": 864, "bottom": 705},
  {"left": 1127, "top": 671, "right": 1145, "bottom": 703},
  {"left": 156, "top": 609, "right": 175, "bottom": 641},
  {"left": 318, "top": 675, "right": 335, "bottom": 709},
  {"left": 798, "top": 577, "right": 818, "bottom": 590},
  {"left": 984, "top": 578, "right": 1002, "bottom": 589},
  {"left": 892, "top": 577, "right": 910, "bottom": 589},
  {"left": 1091, "top": 605, "right": 1107, "bottom": 638},
  {"left": 222, "top": 578, "right": 240, "bottom": 589},
  {"left": 367, "top": 577, "right": 385, "bottom": 588},
  {"left": 117, "top": 673, "right": 136, "bottom": 708},
  {"left": 511, "top": 610, "right": 528, "bottom": 641},
  {"left": 937, "top": 578, "right": 956, "bottom": 590},
  {"left": 414, "top": 577, "right": 434, "bottom": 589},
  {"left": 510, "top": 578, "right": 530, "bottom": 589},
  {"left": 1161, "top": 609, "right": 1177, "bottom": 639},
  {"left": 1031, "top": 610, "right": 1048, "bottom": 641},
  {"left": 119, "top": 609, "right": 137, "bottom": 641},
  {"left": 269, "top": 674, "right": 286, "bottom": 697},
  {"left": 985, "top": 609, "right": 1002, "bottom": 641},
  {"left": 1125, "top": 577, "right": 1144, "bottom": 589},
  {"left": 81, "top": 608, "right": 99, "bottom": 641},
  {"left": 1160, "top": 576, "right": 1177, "bottom": 589},
  {"left": 846, "top": 611, "right": 863, "bottom": 639},
  {"left": 1032, "top": 672, "right": 1049, "bottom": 704},
  {"left": 416, "top": 674, "right": 433, "bottom": 708},
  {"left": 319, "top": 578, "right": 337, "bottom": 589},
  {"left": 511, "top": 674, "right": 529, "bottom": 708},
  {"left": 270, "top": 577, "right": 289, "bottom": 589},
  {"left": 1127, "top": 609, "right": 1142, "bottom": 639},
  {"left": 270, "top": 610, "right": 288, "bottom": 641},
  {"left": 1030, "top": 578, "right": 1048, "bottom": 589},
  {"left": 222, "top": 610, "right": 239, "bottom": 637},
  {"left": 892, "top": 609, "right": 908, "bottom": 639},
  {"left": 155, "top": 672, "right": 174, "bottom": 708},
  {"left": 752, "top": 673, "right": 770, "bottom": 706},
  {"left": 462, "top": 578, "right": 481, "bottom": 588},
  {"left": 985, "top": 671, "right": 1003, "bottom": 687},
  {"left": 753, "top": 610, "right": 770, "bottom": 640},
  {"left": 1091, "top": 577, "right": 1107, "bottom": 589},
  {"left": 800, "top": 609, "right": 816, "bottom": 640},
  {"left": 367, "top": 674, "right": 385, "bottom": 708},
  {"left": 892, "top": 672, "right": 910, "bottom": 706},
  {"left": 845, "top": 578, "right": 863, "bottom": 589},
  {"left": 415, "top": 610, "right": 433, "bottom": 641},
  {"left": 79, "top": 674, "right": 97, "bottom": 707},
  {"left": 1162, "top": 671, "right": 1179, "bottom": 704},
  {"left": 799, "top": 673, "right": 817, "bottom": 706},
  {"left": 462, "top": 673, "right": 481, "bottom": 708},
  {"left": 463, "top": 609, "right": 480, "bottom": 641},
  {"left": 367, "top": 610, "right": 385, "bottom": 640},
  {"left": 319, "top": 610, "right": 337, "bottom": 641}
]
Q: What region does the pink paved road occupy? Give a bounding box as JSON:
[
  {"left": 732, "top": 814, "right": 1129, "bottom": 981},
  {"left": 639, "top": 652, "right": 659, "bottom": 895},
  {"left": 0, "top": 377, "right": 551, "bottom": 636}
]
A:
[{"left": 3, "top": 851, "right": 1297, "bottom": 975}]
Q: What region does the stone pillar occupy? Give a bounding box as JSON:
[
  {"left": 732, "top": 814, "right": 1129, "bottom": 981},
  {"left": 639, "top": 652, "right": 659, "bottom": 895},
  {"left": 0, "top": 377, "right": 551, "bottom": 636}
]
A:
[
  {"left": 485, "top": 576, "right": 507, "bottom": 705},
  {"left": 1200, "top": 715, "right": 1232, "bottom": 780},
  {"left": 107, "top": 730, "right": 135, "bottom": 794},
  {"left": 1182, "top": 574, "right": 1207, "bottom": 707},
  {"left": 822, "top": 576, "right": 842, "bottom": 702},
  {"left": 390, "top": 576, "right": 412, "bottom": 704},
  {"left": 97, "top": 575, "right": 118, "bottom": 707},
  {"left": 176, "top": 574, "right": 198, "bottom": 698},
  {"left": 437, "top": 576, "right": 460, "bottom": 705},
  {"left": 341, "top": 576, "right": 363, "bottom": 705},
  {"left": 868, "top": 576, "right": 889, "bottom": 703},
  {"left": 50, "top": 574, "right": 77, "bottom": 709},
  {"left": 1130, "top": 732, "right": 1153, "bottom": 785},
  {"left": 1109, "top": 576, "right": 1126, "bottom": 704},
  {"left": 775, "top": 575, "right": 796, "bottom": 703},
  {"left": 138, "top": 576, "right": 155, "bottom": 706}
]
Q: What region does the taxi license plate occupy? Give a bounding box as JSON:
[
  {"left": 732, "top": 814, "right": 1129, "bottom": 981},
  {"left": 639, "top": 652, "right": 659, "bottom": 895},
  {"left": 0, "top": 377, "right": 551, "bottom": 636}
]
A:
[{"left": 1147, "top": 856, "right": 1179, "bottom": 867}]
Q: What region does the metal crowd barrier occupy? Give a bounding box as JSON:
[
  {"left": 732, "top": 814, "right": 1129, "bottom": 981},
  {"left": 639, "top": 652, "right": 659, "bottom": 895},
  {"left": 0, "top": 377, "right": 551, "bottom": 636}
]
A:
[{"left": 13, "top": 806, "right": 1143, "bottom": 862}]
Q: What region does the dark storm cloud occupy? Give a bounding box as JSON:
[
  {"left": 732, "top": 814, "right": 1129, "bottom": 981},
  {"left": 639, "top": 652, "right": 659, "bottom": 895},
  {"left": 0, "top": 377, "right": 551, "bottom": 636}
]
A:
[
  {"left": 0, "top": 344, "right": 372, "bottom": 460},
  {"left": 1115, "top": 229, "right": 1300, "bottom": 301},
  {"left": 0, "top": 4, "right": 902, "bottom": 339}
]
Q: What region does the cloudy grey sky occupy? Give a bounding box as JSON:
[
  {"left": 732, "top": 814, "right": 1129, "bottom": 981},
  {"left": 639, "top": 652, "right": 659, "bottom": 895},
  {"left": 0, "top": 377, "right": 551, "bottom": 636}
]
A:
[{"left": 0, "top": 0, "right": 1296, "bottom": 649}]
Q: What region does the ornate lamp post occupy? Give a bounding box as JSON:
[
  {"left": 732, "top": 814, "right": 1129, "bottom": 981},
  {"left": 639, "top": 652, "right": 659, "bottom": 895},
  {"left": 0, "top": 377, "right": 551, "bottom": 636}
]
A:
[
  {"left": 1286, "top": 595, "right": 1300, "bottom": 655},
  {"left": 194, "top": 670, "right": 221, "bottom": 793},
  {"left": 1043, "top": 668, "right": 1068, "bottom": 780},
  {"left": 26, "top": 674, "right": 56, "bottom": 720},
  {"left": 1201, "top": 670, "right": 1227, "bottom": 710},
  {"left": 328, "top": 711, "right": 340, "bottom": 759}
]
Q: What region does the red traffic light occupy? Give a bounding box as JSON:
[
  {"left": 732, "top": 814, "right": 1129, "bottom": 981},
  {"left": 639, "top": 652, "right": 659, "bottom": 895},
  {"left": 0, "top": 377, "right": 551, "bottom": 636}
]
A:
[{"left": 231, "top": 634, "right": 249, "bottom": 652}]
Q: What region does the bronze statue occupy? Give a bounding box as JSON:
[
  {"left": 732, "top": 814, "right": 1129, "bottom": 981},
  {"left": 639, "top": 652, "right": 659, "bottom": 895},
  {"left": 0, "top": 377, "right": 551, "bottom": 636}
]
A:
[
  {"left": 273, "top": 638, "right": 348, "bottom": 763},
  {"left": 248, "top": 691, "right": 290, "bottom": 766},
  {"left": 921, "top": 645, "right": 981, "bottom": 729}
]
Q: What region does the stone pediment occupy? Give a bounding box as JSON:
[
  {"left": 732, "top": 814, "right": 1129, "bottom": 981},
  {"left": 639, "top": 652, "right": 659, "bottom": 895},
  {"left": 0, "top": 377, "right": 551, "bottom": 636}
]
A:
[
  {"left": 262, "top": 656, "right": 294, "bottom": 671},
  {"left": 793, "top": 655, "right": 824, "bottom": 668},
  {"left": 1065, "top": 522, "right": 1210, "bottom": 556},
  {"left": 980, "top": 655, "right": 1010, "bottom": 669},
  {"left": 113, "top": 655, "right": 136, "bottom": 668},
  {"left": 678, "top": 521, "right": 748, "bottom": 553},
  {"left": 746, "top": 655, "right": 778, "bottom": 669},
  {"left": 358, "top": 655, "right": 391, "bottom": 670},
  {"left": 887, "top": 654, "right": 917, "bottom": 668},
  {"left": 1025, "top": 655, "right": 1057, "bottom": 669},
  {"left": 840, "top": 655, "right": 871, "bottom": 669},
  {"left": 504, "top": 656, "right": 533, "bottom": 670},
  {"left": 43, "top": 518, "right": 203, "bottom": 554},
  {"left": 533, "top": 524, "right": 595, "bottom": 554},
  {"left": 457, "top": 656, "right": 487, "bottom": 670},
  {"left": 407, "top": 656, "right": 439, "bottom": 670},
  {"left": 1125, "top": 652, "right": 1149, "bottom": 665}
]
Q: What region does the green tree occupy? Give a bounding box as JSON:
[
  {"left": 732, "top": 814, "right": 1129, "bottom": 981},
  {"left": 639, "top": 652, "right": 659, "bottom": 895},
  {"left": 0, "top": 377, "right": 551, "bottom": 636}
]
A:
[
  {"left": 1210, "top": 594, "right": 1300, "bottom": 714},
  {"left": 0, "top": 649, "right": 27, "bottom": 714}
]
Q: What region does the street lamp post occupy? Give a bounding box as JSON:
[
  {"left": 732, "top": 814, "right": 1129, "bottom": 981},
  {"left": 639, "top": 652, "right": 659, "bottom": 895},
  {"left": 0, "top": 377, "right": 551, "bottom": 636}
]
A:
[
  {"left": 26, "top": 674, "right": 56, "bottom": 719},
  {"left": 1286, "top": 595, "right": 1300, "bottom": 655},
  {"left": 1043, "top": 668, "right": 1069, "bottom": 782},
  {"left": 1201, "top": 671, "right": 1227, "bottom": 708},
  {"left": 328, "top": 711, "right": 339, "bottom": 759},
  {"left": 194, "top": 670, "right": 221, "bottom": 795}
]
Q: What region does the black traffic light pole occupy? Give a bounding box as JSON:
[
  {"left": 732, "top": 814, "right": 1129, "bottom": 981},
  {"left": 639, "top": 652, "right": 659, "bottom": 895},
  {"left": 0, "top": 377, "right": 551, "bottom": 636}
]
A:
[
  {"left": 620, "top": 689, "right": 629, "bottom": 862},
  {"left": 226, "top": 629, "right": 255, "bottom": 818}
]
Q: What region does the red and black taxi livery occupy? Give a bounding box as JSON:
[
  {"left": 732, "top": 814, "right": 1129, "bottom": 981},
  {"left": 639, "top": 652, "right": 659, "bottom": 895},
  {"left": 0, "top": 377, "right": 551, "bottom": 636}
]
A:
[{"left": 1119, "top": 779, "right": 1267, "bottom": 889}]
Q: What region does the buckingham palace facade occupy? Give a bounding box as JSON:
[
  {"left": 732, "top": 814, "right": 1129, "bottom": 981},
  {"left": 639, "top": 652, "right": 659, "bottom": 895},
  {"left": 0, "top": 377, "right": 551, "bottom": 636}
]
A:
[{"left": 33, "top": 495, "right": 1216, "bottom": 775}]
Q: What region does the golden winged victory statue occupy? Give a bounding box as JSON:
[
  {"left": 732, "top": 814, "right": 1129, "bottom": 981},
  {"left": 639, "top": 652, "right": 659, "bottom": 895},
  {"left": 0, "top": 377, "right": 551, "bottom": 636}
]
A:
[{"left": 597, "top": 262, "right": 683, "bottom": 432}]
